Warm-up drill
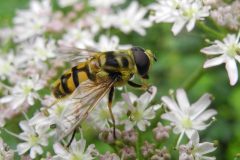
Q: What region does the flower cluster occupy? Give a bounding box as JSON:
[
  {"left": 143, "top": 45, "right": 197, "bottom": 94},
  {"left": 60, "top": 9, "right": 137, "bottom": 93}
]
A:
[
  {"left": 2, "top": 0, "right": 240, "bottom": 159},
  {"left": 210, "top": 0, "right": 240, "bottom": 30},
  {"left": 149, "top": 0, "right": 211, "bottom": 35}
]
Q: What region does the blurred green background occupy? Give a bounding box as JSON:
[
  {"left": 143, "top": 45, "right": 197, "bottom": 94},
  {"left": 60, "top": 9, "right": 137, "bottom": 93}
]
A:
[{"left": 0, "top": 0, "right": 240, "bottom": 159}]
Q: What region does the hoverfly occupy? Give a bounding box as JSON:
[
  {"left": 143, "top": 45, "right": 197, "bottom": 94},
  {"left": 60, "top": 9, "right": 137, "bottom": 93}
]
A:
[{"left": 46, "top": 46, "right": 156, "bottom": 143}]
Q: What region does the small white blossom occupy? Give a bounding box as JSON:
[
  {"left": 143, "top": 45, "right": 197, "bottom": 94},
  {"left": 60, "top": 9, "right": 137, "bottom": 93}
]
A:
[
  {"left": 59, "top": 26, "right": 95, "bottom": 49},
  {"left": 113, "top": 1, "right": 152, "bottom": 36},
  {"left": 52, "top": 138, "right": 98, "bottom": 160},
  {"left": 201, "top": 34, "right": 240, "bottom": 86},
  {"left": 150, "top": 0, "right": 210, "bottom": 35},
  {"left": 0, "top": 76, "right": 44, "bottom": 109},
  {"left": 16, "top": 120, "right": 49, "bottom": 158},
  {"left": 122, "top": 86, "right": 161, "bottom": 131},
  {"left": 31, "top": 99, "right": 76, "bottom": 138},
  {"left": 179, "top": 131, "right": 216, "bottom": 160},
  {"left": 85, "top": 9, "right": 115, "bottom": 32},
  {"left": 210, "top": 1, "right": 240, "bottom": 30},
  {"left": 0, "top": 53, "right": 15, "bottom": 80},
  {"left": 93, "top": 35, "right": 130, "bottom": 52},
  {"left": 13, "top": 0, "right": 52, "bottom": 42},
  {"left": 161, "top": 88, "right": 217, "bottom": 139},
  {"left": 89, "top": 98, "right": 123, "bottom": 130},
  {"left": 20, "top": 37, "right": 56, "bottom": 62}
]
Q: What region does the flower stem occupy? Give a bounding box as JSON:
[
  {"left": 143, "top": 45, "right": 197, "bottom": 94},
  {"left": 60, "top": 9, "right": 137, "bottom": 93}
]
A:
[
  {"left": 175, "top": 132, "right": 184, "bottom": 149},
  {"left": 182, "top": 66, "right": 205, "bottom": 91},
  {"left": 197, "top": 21, "right": 225, "bottom": 39},
  {"left": 136, "top": 129, "right": 142, "bottom": 160}
]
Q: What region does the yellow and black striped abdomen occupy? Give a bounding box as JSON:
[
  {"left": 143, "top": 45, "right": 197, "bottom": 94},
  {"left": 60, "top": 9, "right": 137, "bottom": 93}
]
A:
[{"left": 52, "top": 62, "right": 95, "bottom": 99}]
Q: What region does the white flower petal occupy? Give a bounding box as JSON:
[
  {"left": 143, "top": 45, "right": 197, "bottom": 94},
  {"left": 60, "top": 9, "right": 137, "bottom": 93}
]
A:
[
  {"left": 161, "top": 96, "right": 182, "bottom": 114},
  {"left": 176, "top": 89, "right": 190, "bottom": 113},
  {"left": 190, "top": 93, "right": 212, "bottom": 119},
  {"left": 17, "top": 142, "right": 31, "bottom": 155},
  {"left": 185, "top": 129, "right": 195, "bottom": 138},
  {"left": 225, "top": 58, "right": 238, "bottom": 85},
  {"left": 201, "top": 45, "right": 224, "bottom": 55},
  {"left": 0, "top": 96, "right": 13, "bottom": 103},
  {"left": 186, "top": 18, "right": 196, "bottom": 32},
  {"left": 30, "top": 145, "right": 43, "bottom": 158},
  {"left": 203, "top": 56, "right": 225, "bottom": 68},
  {"left": 194, "top": 109, "right": 217, "bottom": 122},
  {"left": 53, "top": 143, "right": 68, "bottom": 156},
  {"left": 172, "top": 20, "right": 186, "bottom": 35},
  {"left": 19, "top": 121, "right": 33, "bottom": 133},
  {"left": 139, "top": 86, "right": 157, "bottom": 107},
  {"left": 235, "top": 55, "right": 240, "bottom": 63},
  {"left": 197, "top": 142, "right": 216, "bottom": 154},
  {"left": 190, "top": 131, "right": 200, "bottom": 145}
]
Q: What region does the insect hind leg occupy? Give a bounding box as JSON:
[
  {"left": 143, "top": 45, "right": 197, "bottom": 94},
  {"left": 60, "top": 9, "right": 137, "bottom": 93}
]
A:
[
  {"left": 66, "top": 129, "right": 77, "bottom": 148},
  {"left": 108, "top": 87, "right": 117, "bottom": 139}
]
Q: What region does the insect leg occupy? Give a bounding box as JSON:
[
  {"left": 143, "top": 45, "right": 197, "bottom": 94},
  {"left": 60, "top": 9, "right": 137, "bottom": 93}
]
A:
[
  {"left": 66, "top": 128, "right": 77, "bottom": 148},
  {"left": 127, "top": 81, "right": 152, "bottom": 94},
  {"left": 108, "top": 87, "right": 116, "bottom": 139}
]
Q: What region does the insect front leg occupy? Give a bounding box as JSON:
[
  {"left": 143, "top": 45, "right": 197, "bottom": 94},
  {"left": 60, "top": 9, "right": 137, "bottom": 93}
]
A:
[
  {"left": 127, "top": 80, "right": 152, "bottom": 94},
  {"left": 108, "top": 87, "right": 117, "bottom": 139}
]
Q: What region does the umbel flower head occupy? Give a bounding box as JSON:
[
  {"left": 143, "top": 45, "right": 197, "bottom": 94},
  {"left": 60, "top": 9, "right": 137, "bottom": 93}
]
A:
[
  {"left": 161, "top": 88, "right": 217, "bottom": 139},
  {"left": 122, "top": 86, "right": 161, "bottom": 131},
  {"left": 149, "top": 0, "right": 210, "bottom": 35},
  {"left": 179, "top": 131, "right": 216, "bottom": 160},
  {"left": 201, "top": 33, "right": 240, "bottom": 86}
]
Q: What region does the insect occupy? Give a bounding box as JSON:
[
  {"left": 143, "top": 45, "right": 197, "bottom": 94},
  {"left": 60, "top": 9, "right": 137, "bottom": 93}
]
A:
[{"left": 47, "top": 46, "right": 156, "bottom": 143}]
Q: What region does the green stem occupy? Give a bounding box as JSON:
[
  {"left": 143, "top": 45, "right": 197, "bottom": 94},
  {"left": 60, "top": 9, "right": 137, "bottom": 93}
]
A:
[
  {"left": 136, "top": 129, "right": 141, "bottom": 160},
  {"left": 197, "top": 21, "right": 225, "bottom": 39},
  {"left": 182, "top": 66, "right": 205, "bottom": 91}
]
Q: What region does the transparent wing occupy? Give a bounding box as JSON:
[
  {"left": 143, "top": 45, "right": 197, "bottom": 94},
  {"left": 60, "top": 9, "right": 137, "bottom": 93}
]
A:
[
  {"left": 56, "top": 77, "right": 116, "bottom": 141},
  {"left": 56, "top": 45, "right": 100, "bottom": 64}
]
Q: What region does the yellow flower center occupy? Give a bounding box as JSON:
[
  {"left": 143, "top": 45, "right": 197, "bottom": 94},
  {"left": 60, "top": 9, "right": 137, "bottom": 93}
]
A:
[
  {"left": 29, "top": 134, "right": 39, "bottom": 146},
  {"left": 182, "top": 117, "right": 192, "bottom": 129},
  {"left": 227, "top": 43, "right": 240, "bottom": 57},
  {"left": 183, "top": 8, "right": 197, "bottom": 18},
  {"left": 71, "top": 154, "right": 84, "bottom": 160},
  {"left": 23, "top": 86, "right": 32, "bottom": 95}
]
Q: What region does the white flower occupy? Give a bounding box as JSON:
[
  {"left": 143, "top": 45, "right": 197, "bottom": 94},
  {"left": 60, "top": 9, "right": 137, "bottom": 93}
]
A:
[
  {"left": 52, "top": 138, "right": 98, "bottom": 160},
  {"left": 16, "top": 120, "right": 49, "bottom": 158},
  {"left": 13, "top": 0, "right": 52, "bottom": 42},
  {"left": 0, "top": 138, "right": 14, "bottom": 160},
  {"left": 0, "top": 76, "right": 44, "bottom": 109},
  {"left": 89, "top": 98, "right": 124, "bottom": 130},
  {"left": 59, "top": 26, "right": 94, "bottom": 49},
  {"left": 161, "top": 88, "right": 217, "bottom": 138},
  {"left": 122, "top": 86, "right": 161, "bottom": 131},
  {"left": 201, "top": 34, "right": 240, "bottom": 86},
  {"left": 30, "top": 99, "right": 76, "bottom": 138},
  {"left": 58, "top": 0, "right": 79, "bottom": 7},
  {"left": 20, "top": 37, "right": 56, "bottom": 62},
  {"left": 95, "top": 35, "right": 120, "bottom": 52},
  {"left": 93, "top": 35, "right": 131, "bottom": 52},
  {"left": 113, "top": 1, "right": 152, "bottom": 36},
  {"left": 0, "top": 53, "right": 15, "bottom": 80},
  {"left": 150, "top": 0, "right": 210, "bottom": 35},
  {"left": 179, "top": 131, "right": 216, "bottom": 160},
  {"left": 89, "top": 0, "right": 125, "bottom": 8},
  {"left": 85, "top": 9, "right": 115, "bottom": 32}
]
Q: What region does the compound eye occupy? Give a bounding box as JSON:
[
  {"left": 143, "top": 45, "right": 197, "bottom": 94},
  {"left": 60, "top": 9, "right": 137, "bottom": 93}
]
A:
[{"left": 131, "top": 47, "right": 150, "bottom": 77}]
